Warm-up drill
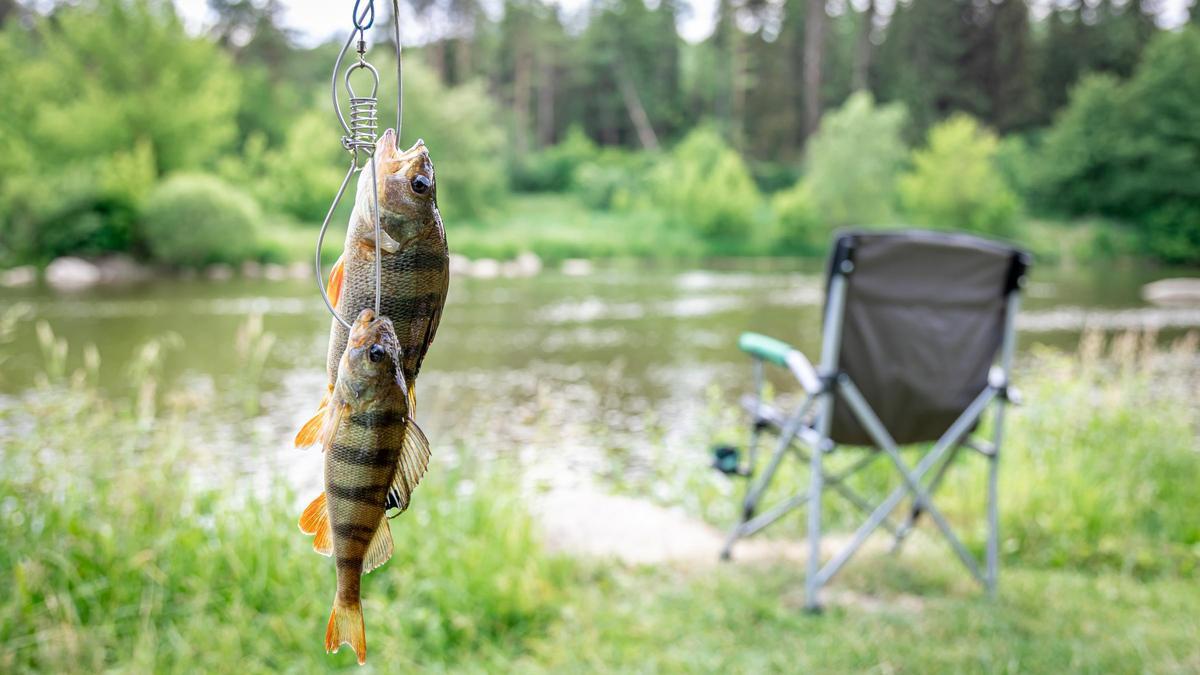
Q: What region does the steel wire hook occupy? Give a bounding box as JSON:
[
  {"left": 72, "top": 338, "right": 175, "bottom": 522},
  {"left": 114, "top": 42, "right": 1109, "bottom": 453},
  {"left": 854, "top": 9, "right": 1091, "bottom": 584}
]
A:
[{"left": 314, "top": 0, "right": 404, "bottom": 330}]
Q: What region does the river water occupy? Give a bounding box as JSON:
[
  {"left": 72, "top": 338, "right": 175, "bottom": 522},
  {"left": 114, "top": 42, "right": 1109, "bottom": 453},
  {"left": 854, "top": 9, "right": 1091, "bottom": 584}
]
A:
[{"left": 1, "top": 259, "right": 1196, "bottom": 497}]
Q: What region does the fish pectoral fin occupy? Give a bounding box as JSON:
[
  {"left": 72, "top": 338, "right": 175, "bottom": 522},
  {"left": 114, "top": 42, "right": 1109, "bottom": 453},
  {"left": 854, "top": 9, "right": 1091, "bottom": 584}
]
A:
[
  {"left": 298, "top": 492, "right": 333, "bottom": 556},
  {"left": 362, "top": 518, "right": 394, "bottom": 574},
  {"left": 384, "top": 420, "right": 432, "bottom": 514},
  {"left": 326, "top": 601, "right": 366, "bottom": 665},
  {"left": 294, "top": 407, "right": 326, "bottom": 448},
  {"left": 326, "top": 255, "right": 345, "bottom": 311},
  {"left": 294, "top": 386, "right": 334, "bottom": 449}
]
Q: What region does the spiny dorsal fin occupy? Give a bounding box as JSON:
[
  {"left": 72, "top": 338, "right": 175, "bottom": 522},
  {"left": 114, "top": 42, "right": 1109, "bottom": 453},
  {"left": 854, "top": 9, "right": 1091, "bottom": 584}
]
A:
[
  {"left": 362, "top": 517, "right": 394, "bottom": 574},
  {"left": 384, "top": 420, "right": 431, "bottom": 514}
]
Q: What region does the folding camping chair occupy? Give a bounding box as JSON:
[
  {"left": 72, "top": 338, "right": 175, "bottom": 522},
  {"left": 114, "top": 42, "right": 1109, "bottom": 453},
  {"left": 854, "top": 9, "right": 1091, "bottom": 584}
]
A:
[{"left": 714, "top": 230, "right": 1030, "bottom": 611}]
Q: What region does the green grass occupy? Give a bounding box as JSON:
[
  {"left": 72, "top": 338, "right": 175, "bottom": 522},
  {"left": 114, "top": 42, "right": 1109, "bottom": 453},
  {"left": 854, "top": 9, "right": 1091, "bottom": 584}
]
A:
[
  {"left": 453, "top": 194, "right": 706, "bottom": 263},
  {"left": 627, "top": 332, "right": 1200, "bottom": 580},
  {"left": 2, "top": 333, "right": 1197, "bottom": 672}
]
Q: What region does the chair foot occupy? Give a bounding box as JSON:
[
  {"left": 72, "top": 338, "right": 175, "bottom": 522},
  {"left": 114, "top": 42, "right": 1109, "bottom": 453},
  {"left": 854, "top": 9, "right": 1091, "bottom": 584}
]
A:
[
  {"left": 803, "top": 602, "right": 824, "bottom": 615},
  {"left": 719, "top": 548, "right": 733, "bottom": 562}
]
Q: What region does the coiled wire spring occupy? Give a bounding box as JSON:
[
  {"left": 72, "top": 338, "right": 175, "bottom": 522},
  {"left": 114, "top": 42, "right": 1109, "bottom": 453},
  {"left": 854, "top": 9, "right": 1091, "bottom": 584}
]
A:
[{"left": 315, "top": 0, "right": 403, "bottom": 330}]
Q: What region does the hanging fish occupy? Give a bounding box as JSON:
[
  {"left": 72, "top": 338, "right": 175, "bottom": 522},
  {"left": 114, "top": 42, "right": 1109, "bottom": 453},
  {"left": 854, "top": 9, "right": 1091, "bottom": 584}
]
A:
[
  {"left": 299, "top": 308, "right": 430, "bottom": 665},
  {"left": 297, "top": 128, "right": 449, "bottom": 457}
]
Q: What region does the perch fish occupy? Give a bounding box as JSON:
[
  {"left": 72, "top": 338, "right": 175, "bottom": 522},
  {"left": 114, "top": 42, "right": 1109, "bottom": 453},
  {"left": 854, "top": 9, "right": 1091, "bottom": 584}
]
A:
[
  {"left": 296, "top": 128, "right": 449, "bottom": 455},
  {"left": 299, "top": 308, "right": 431, "bottom": 665}
]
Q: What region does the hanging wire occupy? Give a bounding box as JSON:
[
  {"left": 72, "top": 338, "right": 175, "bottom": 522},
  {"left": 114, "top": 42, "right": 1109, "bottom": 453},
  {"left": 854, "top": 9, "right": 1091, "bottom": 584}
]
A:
[{"left": 314, "top": 0, "right": 405, "bottom": 330}]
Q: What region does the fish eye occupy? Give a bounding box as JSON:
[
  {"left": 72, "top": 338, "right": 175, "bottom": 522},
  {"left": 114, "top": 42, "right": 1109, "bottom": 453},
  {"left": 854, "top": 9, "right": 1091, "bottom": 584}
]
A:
[
  {"left": 368, "top": 344, "right": 386, "bottom": 363},
  {"left": 410, "top": 174, "right": 431, "bottom": 195}
]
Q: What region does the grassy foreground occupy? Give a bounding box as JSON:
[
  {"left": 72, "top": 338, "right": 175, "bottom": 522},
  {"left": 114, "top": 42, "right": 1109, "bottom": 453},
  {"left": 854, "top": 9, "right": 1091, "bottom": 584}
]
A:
[{"left": 1, "top": 333, "right": 1198, "bottom": 672}]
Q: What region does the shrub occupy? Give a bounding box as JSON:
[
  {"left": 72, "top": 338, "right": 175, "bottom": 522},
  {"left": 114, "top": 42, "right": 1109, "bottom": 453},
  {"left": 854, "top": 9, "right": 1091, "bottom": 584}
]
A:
[
  {"left": 573, "top": 147, "right": 656, "bottom": 211},
  {"left": 770, "top": 181, "right": 827, "bottom": 254},
  {"left": 1031, "top": 28, "right": 1200, "bottom": 264},
  {"left": 139, "top": 174, "right": 260, "bottom": 267},
  {"left": 510, "top": 127, "right": 599, "bottom": 193},
  {"left": 898, "top": 115, "right": 1021, "bottom": 237},
  {"left": 649, "top": 127, "right": 762, "bottom": 246},
  {"left": 803, "top": 92, "right": 908, "bottom": 227}
]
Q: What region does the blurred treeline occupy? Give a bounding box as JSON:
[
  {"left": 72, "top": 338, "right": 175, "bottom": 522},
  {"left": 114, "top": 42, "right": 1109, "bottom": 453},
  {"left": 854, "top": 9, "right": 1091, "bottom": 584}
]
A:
[{"left": 0, "top": 0, "right": 1198, "bottom": 268}]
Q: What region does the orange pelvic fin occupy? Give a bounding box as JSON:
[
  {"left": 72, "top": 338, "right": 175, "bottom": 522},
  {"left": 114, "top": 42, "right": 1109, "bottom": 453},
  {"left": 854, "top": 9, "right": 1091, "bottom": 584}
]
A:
[
  {"left": 326, "top": 601, "right": 367, "bottom": 665},
  {"left": 298, "top": 492, "right": 333, "bottom": 556},
  {"left": 327, "top": 255, "right": 345, "bottom": 311}
]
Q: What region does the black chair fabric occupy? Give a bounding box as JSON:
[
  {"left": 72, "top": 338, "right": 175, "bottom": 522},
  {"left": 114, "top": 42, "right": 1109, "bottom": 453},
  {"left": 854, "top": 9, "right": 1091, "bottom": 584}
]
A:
[{"left": 827, "top": 230, "right": 1029, "bottom": 446}]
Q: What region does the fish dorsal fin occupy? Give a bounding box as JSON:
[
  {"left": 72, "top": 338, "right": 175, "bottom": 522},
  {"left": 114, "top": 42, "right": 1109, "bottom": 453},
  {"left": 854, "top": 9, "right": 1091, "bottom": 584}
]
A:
[
  {"left": 385, "top": 420, "right": 431, "bottom": 514},
  {"left": 299, "top": 492, "right": 333, "bottom": 556},
  {"left": 362, "top": 517, "right": 394, "bottom": 574}
]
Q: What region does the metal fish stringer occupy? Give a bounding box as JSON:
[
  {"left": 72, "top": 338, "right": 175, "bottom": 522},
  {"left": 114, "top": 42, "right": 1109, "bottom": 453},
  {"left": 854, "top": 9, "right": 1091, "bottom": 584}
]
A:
[{"left": 315, "top": 0, "right": 404, "bottom": 329}]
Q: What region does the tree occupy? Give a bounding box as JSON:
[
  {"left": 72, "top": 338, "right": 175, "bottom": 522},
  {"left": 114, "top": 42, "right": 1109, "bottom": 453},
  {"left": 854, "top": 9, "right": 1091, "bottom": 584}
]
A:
[
  {"left": 898, "top": 115, "right": 1020, "bottom": 237},
  {"left": 802, "top": 92, "right": 908, "bottom": 226},
  {"left": 802, "top": 0, "right": 826, "bottom": 136}
]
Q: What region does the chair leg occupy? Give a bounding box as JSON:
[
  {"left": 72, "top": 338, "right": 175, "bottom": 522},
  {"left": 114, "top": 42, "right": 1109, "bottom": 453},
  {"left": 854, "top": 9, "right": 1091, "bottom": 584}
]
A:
[
  {"left": 890, "top": 444, "right": 962, "bottom": 553},
  {"left": 987, "top": 401, "right": 1007, "bottom": 596},
  {"left": 805, "top": 439, "right": 824, "bottom": 612}
]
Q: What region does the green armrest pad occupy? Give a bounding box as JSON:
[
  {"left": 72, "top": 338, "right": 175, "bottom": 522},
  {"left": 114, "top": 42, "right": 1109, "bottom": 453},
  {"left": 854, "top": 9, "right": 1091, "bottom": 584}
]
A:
[{"left": 738, "top": 332, "right": 794, "bottom": 367}]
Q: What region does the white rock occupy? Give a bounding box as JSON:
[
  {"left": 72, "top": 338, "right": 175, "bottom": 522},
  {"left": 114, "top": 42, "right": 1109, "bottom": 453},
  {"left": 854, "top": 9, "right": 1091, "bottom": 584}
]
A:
[
  {"left": 263, "top": 263, "right": 288, "bottom": 281},
  {"left": 240, "top": 260, "right": 263, "bottom": 278},
  {"left": 561, "top": 258, "right": 594, "bottom": 277},
  {"left": 448, "top": 253, "right": 472, "bottom": 277},
  {"left": 469, "top": 258, "right": 501, "bottom": 279},
  {"left": 205, "top": 264, "right": 234, "bottom": 281},
  {"left": 513, "top": 251, "right": 543, "bottom": 277},
  {"left": 1143, "top": 278, "right": 1200, "bottom": 307},
  {"left": 45, "top": 257, "right": 101, "bottom": 289},
  {"left": 95, "top": 255, "right": 151, "bottom": 284},
  {"left": 288, "top": 261, "right": 310, "bottom": 280},
  {"left": 0, "top": 265, "right": 36, "bottom": 288}
]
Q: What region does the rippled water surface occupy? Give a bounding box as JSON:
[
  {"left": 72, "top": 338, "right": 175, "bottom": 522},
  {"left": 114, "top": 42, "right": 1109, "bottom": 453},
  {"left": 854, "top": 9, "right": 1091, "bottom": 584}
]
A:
[{"left": 2, "top": 259, "right": 1196, "bottom": 495}]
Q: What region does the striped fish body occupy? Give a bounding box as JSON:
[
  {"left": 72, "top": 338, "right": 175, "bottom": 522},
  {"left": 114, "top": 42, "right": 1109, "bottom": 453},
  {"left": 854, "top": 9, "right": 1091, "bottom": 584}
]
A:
[
  {"left": 324, "top": 130, "right": 448, "bottom": 405},
  {"left": 300, "top": 309, "right": 431, "bottom": 666},
  {"left": 326, "top": 227, "right": 448, "bottom": 399}
]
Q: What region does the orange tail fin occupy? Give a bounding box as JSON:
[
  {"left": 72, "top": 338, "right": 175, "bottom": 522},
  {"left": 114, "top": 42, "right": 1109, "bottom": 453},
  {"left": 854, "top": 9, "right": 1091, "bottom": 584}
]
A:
[
  {"left": 326, "top": 601, "right": 366, "bottom": 665},
  {"left": 327, "top": 255, "right": 345, "bottom": 311},
  {"left": 298, "top": 492, "right": 333, "bottom": 556}
]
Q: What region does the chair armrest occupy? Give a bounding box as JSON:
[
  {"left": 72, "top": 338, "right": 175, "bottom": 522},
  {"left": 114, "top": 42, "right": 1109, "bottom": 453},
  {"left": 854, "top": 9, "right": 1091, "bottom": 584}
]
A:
[
  {"left": 738, "top": 332, "right": 822, "bottom": 394},
  {"left": 739, "top": 332, "right": 793, "bottom": 367}
]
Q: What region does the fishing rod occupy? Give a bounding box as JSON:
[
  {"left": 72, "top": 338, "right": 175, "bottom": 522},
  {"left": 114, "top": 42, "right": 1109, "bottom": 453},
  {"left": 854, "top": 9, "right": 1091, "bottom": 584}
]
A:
[{"left": 315, "top": 0, "right": 404, "bottom": 330}]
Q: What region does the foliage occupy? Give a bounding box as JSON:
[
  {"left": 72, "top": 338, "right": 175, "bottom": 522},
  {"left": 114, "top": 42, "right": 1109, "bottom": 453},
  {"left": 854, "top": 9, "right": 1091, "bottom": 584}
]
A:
[
  {"left": 139, "top": 175, "right": 260, "bottom": 267},
  {"left": 511, "top": 127, "right": 599, "bottom": 192},
  {"left": 648, "top": 127, "right": 764, "bottom": 248},
  {"left": 1032, "top": 27, "right": 1200, "bottom": 264},
  {"left": 802, "top": 93, "right": 908, "bottom": 228},
  {"left": 0, "top": 377, "right": 571, "bottom": 671},
  {"left": 377, "top": 59, "right": 508, "bottom": 222},
  {"left": 455, "top": 194, "right": 702, "bottom": 262},
  {"left": 898, "top": 115, "right": 1021, "bottom": 237},
  {"left": 0, "top": 0, "right": 239, "bottom": 265},
  {"left": 572, "top": 147, "right": 657, "bottom": 211},
  {"left": 769, "top": 180, "right": 827, "bottom": 254}
]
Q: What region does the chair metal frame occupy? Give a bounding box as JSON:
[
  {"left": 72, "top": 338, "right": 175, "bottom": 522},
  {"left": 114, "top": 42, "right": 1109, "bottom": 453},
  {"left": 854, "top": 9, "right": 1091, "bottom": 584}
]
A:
[{"left": 720, "top": 254, "right": 1022, "bottom": 612}]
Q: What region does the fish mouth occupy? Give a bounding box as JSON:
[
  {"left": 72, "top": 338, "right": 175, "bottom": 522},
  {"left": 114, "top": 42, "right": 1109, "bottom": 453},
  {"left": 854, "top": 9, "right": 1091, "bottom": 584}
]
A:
[{"left": 376, "top": 129, "right": 427, "bottom": 161}]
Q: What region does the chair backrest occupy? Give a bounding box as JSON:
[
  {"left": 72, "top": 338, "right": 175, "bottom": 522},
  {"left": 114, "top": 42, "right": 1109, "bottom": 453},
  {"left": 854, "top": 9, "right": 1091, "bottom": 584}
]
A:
[{"left": 826, "top": 230, "right": 1030, "bottom": 446}]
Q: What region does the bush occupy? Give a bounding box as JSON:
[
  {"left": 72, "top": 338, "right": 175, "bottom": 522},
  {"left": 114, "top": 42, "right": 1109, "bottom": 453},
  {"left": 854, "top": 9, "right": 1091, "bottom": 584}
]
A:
[
  {"left": 898, "top": 115, "right": 1021, "bottom": 237},
  {"left": 510, "top": 127, "right": 599, "bottom": 193},
  {"left": 770, "top": 181, "right": 826, "bottom": 255},
  {"left": 139, "top": 175, "right": 260, "bottom": 267},
  {"left": 1032, "top": 28, "right": 1200, "bottom": 264},
  {"left": 648, "top": 127, "right": 763, "bottom": 247},
  {"left": 803, "top": 92, "right": 908, "bottom": 227},
  {"left": 572, "top": 147, "right": 656, "bottom": 211}
]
